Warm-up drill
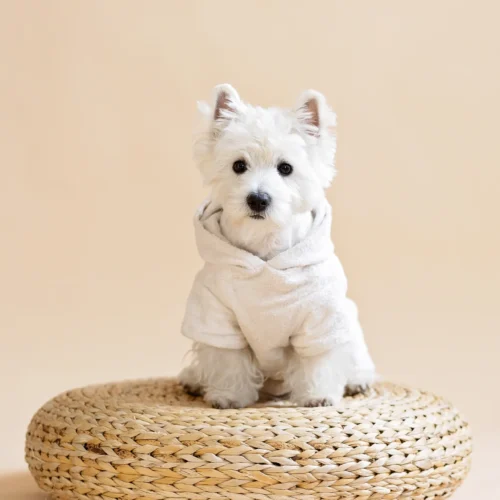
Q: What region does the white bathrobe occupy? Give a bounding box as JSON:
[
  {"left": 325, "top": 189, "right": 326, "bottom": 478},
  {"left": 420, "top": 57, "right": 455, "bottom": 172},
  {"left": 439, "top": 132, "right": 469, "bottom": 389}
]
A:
[{"left": 182, "top": 201, "right": 369, "bottom": 375}]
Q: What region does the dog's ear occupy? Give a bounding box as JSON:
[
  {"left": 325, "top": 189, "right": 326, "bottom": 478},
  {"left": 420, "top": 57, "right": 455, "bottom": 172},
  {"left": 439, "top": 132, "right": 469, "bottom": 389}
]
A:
[
  {"left": 295, "top": 90, "right": 337, "bottom": 187},
  {"left": 193, "top": 85, "right": 243, "bottom": 182},
  {"left": 213, "top": 84, "right": 241, "bottom": 122},
  {"left": 295, "top": 90, "right": 336, "bottom": 137}
]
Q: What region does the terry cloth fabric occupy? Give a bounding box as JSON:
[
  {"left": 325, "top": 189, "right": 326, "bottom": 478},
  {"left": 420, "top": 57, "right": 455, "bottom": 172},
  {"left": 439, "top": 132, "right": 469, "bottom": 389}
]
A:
[{"left": 182, "top": 200, "right": 361, "bottom": 373}]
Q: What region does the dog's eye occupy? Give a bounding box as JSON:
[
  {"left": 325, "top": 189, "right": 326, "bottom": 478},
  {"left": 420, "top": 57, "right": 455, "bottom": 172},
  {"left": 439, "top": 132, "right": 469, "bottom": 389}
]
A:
[
  {"left": 232, "top": 160, "right": 247, "bottom": 174},
  {"left": 277, "top": 162, "right": 293, "bottom": 176}
]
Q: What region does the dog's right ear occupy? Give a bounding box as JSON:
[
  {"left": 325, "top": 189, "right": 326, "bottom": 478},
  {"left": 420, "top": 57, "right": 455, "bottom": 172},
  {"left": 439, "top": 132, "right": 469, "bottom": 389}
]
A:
[
  {"left": 213, "top": 84, "right": 241, "bottom": 121},
  {"left": 193, "top": 85, "right": 242, "bottom": 181},
  {"left": 212, "top": 83, "right": 242, "bottom": 129},
  {"left": 196, "top": 84, "right": 242, "bottom": 134}
]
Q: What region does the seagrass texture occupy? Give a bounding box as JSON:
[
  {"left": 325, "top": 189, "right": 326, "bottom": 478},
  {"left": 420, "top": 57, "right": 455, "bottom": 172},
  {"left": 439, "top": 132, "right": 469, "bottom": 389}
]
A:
[{"left": 26, "top": 379, "right": 472, "bottom": 500}]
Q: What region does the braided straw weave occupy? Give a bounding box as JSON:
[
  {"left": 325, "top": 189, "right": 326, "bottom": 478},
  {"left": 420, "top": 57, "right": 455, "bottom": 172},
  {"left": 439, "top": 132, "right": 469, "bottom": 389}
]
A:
[{"left": 26, "top": 379, "right": 471, "bottom": 500}]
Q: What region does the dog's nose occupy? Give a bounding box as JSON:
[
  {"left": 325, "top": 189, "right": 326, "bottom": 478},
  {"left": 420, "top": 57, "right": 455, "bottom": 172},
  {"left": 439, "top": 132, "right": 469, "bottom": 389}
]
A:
[{"left": 247, "top": 192, "right": 271, "bottom": 213}]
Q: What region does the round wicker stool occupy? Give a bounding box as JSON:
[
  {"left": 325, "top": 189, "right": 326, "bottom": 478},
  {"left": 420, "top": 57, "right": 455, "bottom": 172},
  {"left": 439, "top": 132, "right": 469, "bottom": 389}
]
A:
[{"left": 26, "top": 379, "right": 472, "bottom": 500}]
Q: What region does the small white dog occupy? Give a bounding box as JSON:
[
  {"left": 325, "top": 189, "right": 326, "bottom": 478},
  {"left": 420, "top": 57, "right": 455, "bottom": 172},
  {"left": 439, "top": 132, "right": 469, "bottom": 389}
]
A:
[{"left": 179, "top": 84, "right": 375, "bottom": 409}]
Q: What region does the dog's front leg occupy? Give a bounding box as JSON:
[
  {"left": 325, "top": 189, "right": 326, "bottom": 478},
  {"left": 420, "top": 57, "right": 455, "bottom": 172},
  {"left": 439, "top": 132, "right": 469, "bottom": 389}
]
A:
[
  {"left": 288, "top": 347, "right": 348, "bottom": 407},
  {"left": 342, "top": 299, "right": 376, "bottom": 396},
  {"left": 179, "top": 342, "right": 262, "bottom": 409},
  {"left": 344, "top": 339, "right": 376, "bottom": 396}
]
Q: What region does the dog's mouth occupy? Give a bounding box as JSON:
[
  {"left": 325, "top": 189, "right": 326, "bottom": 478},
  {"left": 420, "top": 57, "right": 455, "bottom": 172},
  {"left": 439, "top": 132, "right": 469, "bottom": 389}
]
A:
[{"left": 249, "top": 214, "right": 265, "bottom": 220}]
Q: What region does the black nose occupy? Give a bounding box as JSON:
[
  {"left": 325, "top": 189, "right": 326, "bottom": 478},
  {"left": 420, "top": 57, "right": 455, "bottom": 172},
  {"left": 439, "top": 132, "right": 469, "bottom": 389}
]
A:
[{"left": 247, "top": 192, "right": 271, "bottom": 213}]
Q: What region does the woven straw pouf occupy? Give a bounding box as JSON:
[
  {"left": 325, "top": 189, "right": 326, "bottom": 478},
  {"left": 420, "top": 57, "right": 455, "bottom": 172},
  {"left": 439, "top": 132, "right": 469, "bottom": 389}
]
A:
[{"left": 26, "top": 378, "right": 472, "bottom": 500}]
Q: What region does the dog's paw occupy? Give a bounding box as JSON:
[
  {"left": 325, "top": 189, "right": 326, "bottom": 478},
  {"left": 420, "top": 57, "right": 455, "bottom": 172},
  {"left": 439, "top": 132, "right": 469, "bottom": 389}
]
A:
[
  {"left": 182, "top": 383, "right": 204, "bottom": 398},
  {"left": 303, "top": 397, "right": 335, "bottom": 407},
  {"left": 178, "top": 366, "right": 205, "bottom": 397},
  {"left": 210, "top": 400, "right": 239, "bottom": 409},
  {"left": 205, "top": 389, "right": 259, "bottom": 409},
  {"left": 344, "top": 383, "right": 370, "bottom": 397},
  {"left": 345, "top": 368, "right": 376, "bottom": 397},
  {"left": 206, "top": 396, "right": 241, "bottom": 409}
]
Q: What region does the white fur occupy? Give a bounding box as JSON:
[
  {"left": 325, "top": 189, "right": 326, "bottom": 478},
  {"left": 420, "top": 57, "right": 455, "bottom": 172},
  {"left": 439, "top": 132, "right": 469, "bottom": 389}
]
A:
[{"left": 179, "top": 84, "right": 375, "bottom": 408}]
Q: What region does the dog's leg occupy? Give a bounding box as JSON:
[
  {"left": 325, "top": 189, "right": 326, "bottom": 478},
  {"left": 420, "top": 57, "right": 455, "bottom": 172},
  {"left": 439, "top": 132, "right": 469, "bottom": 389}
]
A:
[
  {"left": 202, "top": 345, "right": 263, "bottom": 409},
  {"left": 180, "top": 343, "right": 262, "bottom": 409},
  {"left": 343, "top": 300, "right": 376, "bottom": 396},
  {"left": 179, "top": 342, "right": 208, "bottom": 396},
  {"left": 344, "top": 344, "right": 376, "bottom": 396},
  {"left": 178, "top": 364, "right": 204, "bottom": 397},
  {"left": 288, "top": 348, "right": 347, "bottom": 407}
]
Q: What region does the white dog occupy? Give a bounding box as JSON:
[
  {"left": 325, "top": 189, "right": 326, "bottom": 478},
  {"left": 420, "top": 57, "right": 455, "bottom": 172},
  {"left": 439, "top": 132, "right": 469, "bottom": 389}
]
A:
[{"left": 178, "top": 84, "right": 375, "bottom": 409}]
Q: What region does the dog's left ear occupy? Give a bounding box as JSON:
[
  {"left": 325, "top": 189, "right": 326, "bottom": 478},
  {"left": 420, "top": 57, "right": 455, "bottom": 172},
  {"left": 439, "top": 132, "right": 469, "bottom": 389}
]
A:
[
  {"left": 295, "top": 90, "right": 337, "bottom": 187},
  {"left": 295, "top": 90, "right": 336, "bottom": 137}
]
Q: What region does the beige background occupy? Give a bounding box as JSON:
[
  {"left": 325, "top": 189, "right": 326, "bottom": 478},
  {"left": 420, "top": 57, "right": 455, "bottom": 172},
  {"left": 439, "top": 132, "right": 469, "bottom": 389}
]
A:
[{"left": 1, "top": 1, "right": 499, "bottom": 498}]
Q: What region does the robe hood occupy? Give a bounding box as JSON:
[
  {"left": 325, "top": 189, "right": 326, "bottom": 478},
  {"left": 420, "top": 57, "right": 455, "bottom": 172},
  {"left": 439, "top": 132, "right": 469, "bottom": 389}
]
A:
[{"left": 194, "top": 200, "right": 334, "bottom": 271}]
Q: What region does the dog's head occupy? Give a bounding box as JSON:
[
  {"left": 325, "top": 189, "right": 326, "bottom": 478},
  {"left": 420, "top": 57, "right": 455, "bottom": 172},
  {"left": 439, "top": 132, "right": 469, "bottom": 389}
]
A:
[{"left": 194, "top": 84, "right": 337, "bottom": 229}]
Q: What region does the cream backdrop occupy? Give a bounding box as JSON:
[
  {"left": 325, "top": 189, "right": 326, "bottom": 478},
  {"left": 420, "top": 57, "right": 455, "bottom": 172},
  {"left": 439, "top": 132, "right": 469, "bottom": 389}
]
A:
[{"left": 1, "top": 1, "right": 499, "bottom": 498}]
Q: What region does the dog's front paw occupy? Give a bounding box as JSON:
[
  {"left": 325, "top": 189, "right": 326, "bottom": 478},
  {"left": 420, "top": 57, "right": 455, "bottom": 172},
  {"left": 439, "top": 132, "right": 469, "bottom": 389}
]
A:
[
  {"left": 303, "top": 397, "right": 335, "bottom": 407},
  {"left": 204, "top": 389, "right": 258, "bottom": 409},
  {"left": 178, "top": 368, "right": 204, "bottom": 397},
  {"left": 344, "top": 383, "right": 370, "bottom": 397},
  {"left": 345, "top": 368, "right": 376, "bottom": 397},
  {"left": 205, "top": 395, "right": 241, "bottom": 409},
  {"left": 210, "top": 399, "right": 239, "bottom": 409},
  {"left": 182, "top": 383, "right": 204, "bottom": 397}
]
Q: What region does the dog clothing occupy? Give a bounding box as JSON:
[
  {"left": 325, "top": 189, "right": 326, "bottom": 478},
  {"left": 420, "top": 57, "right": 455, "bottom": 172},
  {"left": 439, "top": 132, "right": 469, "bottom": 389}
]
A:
[{"left": 181, "top": 200, "right": 365, "bottom": 373}]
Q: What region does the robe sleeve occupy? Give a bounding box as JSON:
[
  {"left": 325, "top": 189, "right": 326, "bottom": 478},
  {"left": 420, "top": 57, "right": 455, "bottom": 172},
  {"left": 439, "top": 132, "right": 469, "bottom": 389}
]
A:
[
  {"left": 291, "top": 255, "right": 351, "bottom": 357},
  {"left": 181, "top": 268, "right": 247, "bottom": 349}
]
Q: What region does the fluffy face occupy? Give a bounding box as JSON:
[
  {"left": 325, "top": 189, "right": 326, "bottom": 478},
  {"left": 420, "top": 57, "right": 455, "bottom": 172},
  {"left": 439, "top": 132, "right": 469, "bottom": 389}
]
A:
[{"left": 193, "top": 84, "right": 337, "bottom": 256}]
